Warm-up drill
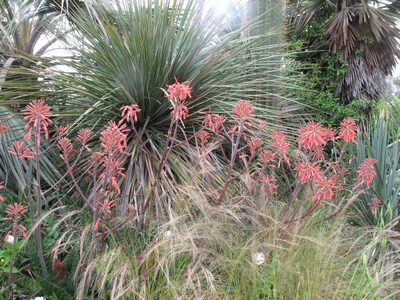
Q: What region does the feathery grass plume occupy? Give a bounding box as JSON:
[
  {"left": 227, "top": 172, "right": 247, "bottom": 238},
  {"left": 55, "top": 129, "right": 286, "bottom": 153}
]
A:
[
  {"left": 68, "top": 182, "right": 359, "bottom": 299},
  {"left": 336, "top": 217, "right": 400, "bottom": 299}
]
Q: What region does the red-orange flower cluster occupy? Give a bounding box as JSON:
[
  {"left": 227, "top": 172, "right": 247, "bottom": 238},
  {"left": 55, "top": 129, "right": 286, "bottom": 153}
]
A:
[
  {"left": 23, "top": 99, "right": 53, "bottom": 143},
  {"left": 99, "top": 200, "right": 116, "bottom": 215},
  {"left": 5, "top": 202, "right": 27, "bottom": 219},
  {"left": 232, "top": 101, "right": 254, "bottom": 121},
  {"left": 166, "top": 80, "right": 191, "bottom": 122},
  {"left": 100, "top": 121, "right": 128, "bottom": 155},
  {"left": 170, "top": 100, "right": 189, "bottom": 121},
  {"left": 356, "top": 158, "right": 377, "bottom": 188},
  {"left": 313, "top": 177, "right": 336, "bottom": 201},
  {"left": 97, "top": 122, "right": 129, "bottom": 193},
  {"left": 202, "top": 114, "right": 226, "bottom": 133},
  {"left": 338, "top": 118, "right": 357, "bottom": 144},
  {"left": 297, "top": 122, "right": 327, "bottom": 150},
  {"left": 58, "top": 138, "right": 75, "bottom": 160},
  {"left": 260, "top": 174, "right": 277, "bottom": 195},
  {"left": 166, "top": 79, "right": 192, "bottom": 101},
  {"left": 55, "top": 125, "right": 68, "bottom": 137},
  {"left": 120, "top": 104, "right": 141, "bottom": 125},
  {"left": 269, "top": 132, "right": 290, "bottom": 167},
  {"left": 4, "top": 203, "right": 28, "bottom": 239},
  {"left": 9, "top": 141, "right": 34, "bottom": 160},
  {"left": 248, "top": 137, "right": 263, "bottom": 156},
  {"left": 76, "top": 129, "right": 93, "bottom": 145},
  {"left": 196, "top": 130, "right": 210, "bottom": 146},
  {"left": 0, "top": 124, "right": 10, "bottom": 134},
  {"left": 99, "top": 158, "right": 125, "bottom": 193},
  {"left": 369, "top": 198, "right": 382, "bottom": 215},
  {"left": 258, "top": 150, "right": 275, "bottom": 168},
  {"left": 295, "top": 161, "right": 322, "bottom": 183}
]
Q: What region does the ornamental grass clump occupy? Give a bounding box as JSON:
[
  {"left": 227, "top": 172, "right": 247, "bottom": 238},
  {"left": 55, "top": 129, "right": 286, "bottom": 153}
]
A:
[{"left": 87, "top": 190, "right": 353, "bottom": 299}]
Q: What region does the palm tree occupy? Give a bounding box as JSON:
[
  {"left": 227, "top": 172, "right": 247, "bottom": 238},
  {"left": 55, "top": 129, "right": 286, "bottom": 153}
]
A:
[{"left": 289, "top": 0, "right": 400, "bottom": 105}]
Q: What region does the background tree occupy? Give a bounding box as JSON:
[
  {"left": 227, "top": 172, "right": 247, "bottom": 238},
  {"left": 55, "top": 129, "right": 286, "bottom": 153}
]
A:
[
  {"left": 393, "top": 75, "right": 400, "bottom": 96},
  {"left": 287, "top": 0, "right": 400, "bottom": 125}
]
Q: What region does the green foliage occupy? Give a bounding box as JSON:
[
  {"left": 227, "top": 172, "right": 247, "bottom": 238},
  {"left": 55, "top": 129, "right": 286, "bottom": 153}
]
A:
[
  {"left": 358, "top": 36, "right": 375, "bottom": 44},
  {"left": 351, "top": 111, "right": 400, "bottom": 226},
  {"left": 0, "top": 239, "right": 24, "bottom": 273},
  {"left": 288, "top": 0, "right": 400, "bottom": 105},
  {"left": 287, "top": 45, "right": 378, "bottom": 128},
  {"left": 34, "top": 275, "right": 74, "bottom": 300},
  {"left": 1, "top": 1, "right": 400, "bottom": 299},
  {"left": 24, "top": 235, "right": 77, "bottom": 299}
]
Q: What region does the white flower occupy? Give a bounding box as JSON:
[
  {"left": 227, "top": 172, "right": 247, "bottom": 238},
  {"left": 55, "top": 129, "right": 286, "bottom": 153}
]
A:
[
  {"left": 164, "top": 230, "right": 173, "bottom": 238},
  {"left": 5, "top": 234, "right": 14, "bottom": 243},
  {"left": 251, "top": 252, "right": 265, "bottom": 265},
  {"left": 34, "top": 297, "right": 45, "bottom": 300}
]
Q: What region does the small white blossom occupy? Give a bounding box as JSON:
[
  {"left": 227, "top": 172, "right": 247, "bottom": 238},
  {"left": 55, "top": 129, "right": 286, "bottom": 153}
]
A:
[
  {"left": 251, "top": 252, "right": 265, "bottom": 265},
  {"left": 164, "top": 230, "right": 173, "bottom": 238},
  {"left": 34, "top": 297, "right": 45, "bottom": 300},
  {"left": 5, "top": 235, "right": 14, "bottom": 243}
]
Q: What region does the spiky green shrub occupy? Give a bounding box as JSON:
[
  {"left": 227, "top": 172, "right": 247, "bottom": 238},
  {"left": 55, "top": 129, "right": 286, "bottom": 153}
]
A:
[
  {"left": 43, "top": 0, "right": 304, "bottom": 216},
  {"left": 352, "top": 111, "right": 400, "bottom": 227}
]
